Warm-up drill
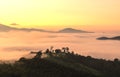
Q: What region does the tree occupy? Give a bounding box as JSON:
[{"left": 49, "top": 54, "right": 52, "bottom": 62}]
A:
[
  {"left": 34, "top": 51, "right": 42, "bottom": 59},
  {"left": 71, "top": 51, "right": 74, "bottom": 55},
  {"left": 45, "top": 49, "right": 53, "bottom": 57},
  {"left": 55, "top": 49, "right": 62, "bottom": 54},
  {"left": 66, "top": 47, "right": 69, "bottom": 52},
  {"left": 62, "top": 47, "right": 66, "bottom": 52},
  {"left": 19, "top": 57, "right": 26, "bottom": 62},
  {"left": 45, "top": 49, "right": 50, "bottom": 54},
  {"left": 114, "top": 58, "right": 119, "bottom": 62}
]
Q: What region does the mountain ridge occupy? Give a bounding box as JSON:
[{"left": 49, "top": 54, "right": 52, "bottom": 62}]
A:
[
  {"left": 0, "top": 24, "right": 93, "bottom": 33},
  {"left": 0, "top": 24, "right": 51, "bottom": 32},
  {"left": 58, "top": 28, "right": 92, "bottom": 33}
]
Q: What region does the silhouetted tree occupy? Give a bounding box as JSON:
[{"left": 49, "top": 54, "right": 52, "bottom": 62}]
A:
[
  {"left": 71, "top": 51, "right": 74, "bottom": 55},
  {"left": 87, "top": 56, "right": 92, "bottom": 59},
  {"left": 114, "top": 58, "right": 119, "bottom": 62},
  {"left": 62, "top": 47, "right": 66, "bottom": 52},
  {"left": 45, "top": 49, "right": 53, "bottom": 57},
  {"left": 34, "top": 51, "right": 42, "bottom": 59},
  {"left": 66, "top": 47, "right": 69, "bottom": 52},
  {"left": 55, "top": 49, "right": 62, "bottom": 54},
  {"left": 19, "top": 57, "right": 26, "bottom": 62},
  {"left": 45, "top": 49, "right": 50, "bottom": 54}
]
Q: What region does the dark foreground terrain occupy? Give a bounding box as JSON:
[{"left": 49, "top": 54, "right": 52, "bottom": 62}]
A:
[{"left": 0, "top": 47, "right": 120, "bottom": 77}]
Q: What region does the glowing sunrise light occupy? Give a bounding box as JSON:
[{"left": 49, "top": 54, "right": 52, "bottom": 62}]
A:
[{"left": 0, "top": 0, "right": 120, "bottom": 32}]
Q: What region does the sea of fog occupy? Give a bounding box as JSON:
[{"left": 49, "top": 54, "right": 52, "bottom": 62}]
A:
[{"left": 0, "top": 31, "right": 120, "bottom": 61}]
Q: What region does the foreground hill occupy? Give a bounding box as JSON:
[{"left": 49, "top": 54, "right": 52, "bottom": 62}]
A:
[{"left": 0, "top": 47, "right": 120, "bottom": 77}]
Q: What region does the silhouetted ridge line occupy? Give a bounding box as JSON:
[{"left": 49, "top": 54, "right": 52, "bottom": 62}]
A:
[
  {"left": 0, "top": 24, "right": 94, "bottom": 33},
  {"left": 58, "top": 28, "right": 93, "bottom": 33},
  {"left": 0, "top": 24, "right": 52, "bottom": 32},
  {"left": 97, "top": 36, "right": 120, "bottom": 40}
]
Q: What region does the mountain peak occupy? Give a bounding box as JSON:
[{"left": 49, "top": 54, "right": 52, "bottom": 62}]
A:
[
  {"left": 0, "top": 25, "right": 93, "bottom": 33},
  {"left": 58, "top": 28, "right": 91, "bottom": 33},
  {"left": 63, "top": 28, "right": 76, "bottom": 30}
]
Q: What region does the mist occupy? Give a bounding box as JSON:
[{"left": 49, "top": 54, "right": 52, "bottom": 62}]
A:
[{"left": 0, "top": 31, "right": 120, "bottom": 61}]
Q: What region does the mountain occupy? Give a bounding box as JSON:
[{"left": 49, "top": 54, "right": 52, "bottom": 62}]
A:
[
  {"left": 97, "top": 36, "right": 120, "bottom": 40},
  {"left": 0, "top": 24, "right": 16, "bottom": 32},
  {"left": 0, "top": 24, "right": 52, "bottom": 32},
  {"left": 0, "top": 24, "right": 93, "bottom": 33},
  {"left": 58, "top": 28, "right": 93, "bottom": 33}
]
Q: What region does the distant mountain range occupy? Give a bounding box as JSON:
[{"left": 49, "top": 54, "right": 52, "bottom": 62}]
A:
[
  {"left": 0, "top": 24, "right": 51, "bottom": 32},
  {"left": 0, "top": 24, "right": 93, "bottom": 33}
]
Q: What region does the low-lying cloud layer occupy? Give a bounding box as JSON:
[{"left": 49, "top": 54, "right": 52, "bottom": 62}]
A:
[{"left": 0, "top": 29, "right": 120, "bottom": 60}]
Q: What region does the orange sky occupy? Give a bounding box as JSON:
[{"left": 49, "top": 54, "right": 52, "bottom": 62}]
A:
[{"left": 0, "top": 0, "right": 120, "bottom": 32}]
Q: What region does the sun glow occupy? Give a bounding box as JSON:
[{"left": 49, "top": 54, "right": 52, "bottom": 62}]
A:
[{"left": 0, "top": 0, "right": 120, "bottom": 31}]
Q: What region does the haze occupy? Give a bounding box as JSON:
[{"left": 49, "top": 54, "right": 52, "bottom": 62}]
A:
[{"left": 0, "top": 31, "right": 120, "bottom": 60}]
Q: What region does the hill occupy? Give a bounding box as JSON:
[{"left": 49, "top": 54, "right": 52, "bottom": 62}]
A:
[
  {"left": 0, "top": 24, "right": 51, "bottom": 32},
  {"left": 0, "top": 47, "right": 120, "bottom": 77},
  {"left": 58, "top": 28, "right": 93, "bottom": 33},
  {"left": 97, "top": 36, "right": 120, "bottom": 40},
  {"left": 0, "top": 24, "right": 93, "bottom": 33}
]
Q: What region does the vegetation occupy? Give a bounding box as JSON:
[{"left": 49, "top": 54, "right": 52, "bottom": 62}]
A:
[{"left": 0, "top": 47, "right": 120, "bottom": 77}]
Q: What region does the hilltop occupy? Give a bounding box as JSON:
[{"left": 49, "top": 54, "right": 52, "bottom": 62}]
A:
[
  {"left": 58, "top": 28, "right": 93, "bottom": 33},
  {"left": 0, "top": 47, "right": 120, "bottom": 77}
]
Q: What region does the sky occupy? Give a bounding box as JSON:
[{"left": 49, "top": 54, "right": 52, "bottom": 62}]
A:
[{"left": 0, "top": 0, "right": 120, "bottom": 32}]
